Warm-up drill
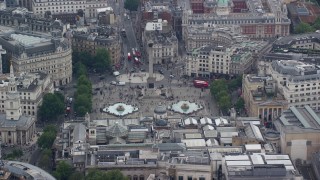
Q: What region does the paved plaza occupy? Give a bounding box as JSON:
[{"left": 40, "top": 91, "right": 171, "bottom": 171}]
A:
[{"left": 91, "top": 73, "right": 219, "bottom": 120}]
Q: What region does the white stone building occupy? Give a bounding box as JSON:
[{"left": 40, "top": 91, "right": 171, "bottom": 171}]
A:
[
  {"left": 32, "top": 0, "right": 108, "bottom": 18},
  {"left": 0, "top": 71, "right": 53, "bottom": 117},
  {"left": 0, "top": 30, "right": 72, "bottom": 86},
  {"left": 270, "top": 60, "right": 320, "bottom": 110},
  {"left": 0, "top": 64, "right": 36, "bottom": 145},
  {"left": 143, "top": 20, "right": 178, "bottom": 64},
  {"left": 185, "top": 45, "right": 232, "bottom": 77}
]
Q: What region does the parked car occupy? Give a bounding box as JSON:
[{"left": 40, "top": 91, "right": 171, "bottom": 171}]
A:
[
  {"left": 110, "top": 81, "right": 117, "bottom": 85},
  {"left": 158, "top": 69, "right": 164, "bottom": 74},
  {"left": 117, "top": 81, "right": 126, "bottom": 86},
  {"left": 169, "top": 74, "right": 175, "bottom": 78}
]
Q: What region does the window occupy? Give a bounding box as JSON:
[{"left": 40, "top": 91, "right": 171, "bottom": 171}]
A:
[
  {"left": 187, "top": 177, "right": 192, "bottom": 180},
  {"left": 199, "top": 178, "right": 205, "bottom": 180},
  {"left": 178, "top": 176, "right": 183, "bottom": 180}
]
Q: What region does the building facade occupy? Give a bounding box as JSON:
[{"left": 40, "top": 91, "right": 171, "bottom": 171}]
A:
[
  {"left": 0, "top": 71, "right": 53, "bottom": 117},
  {"left": 242, "top": 74, "right": 288, "bottom": 122},
  {"left": 0, "top": 64, "right": 36, "bottom": 145},
  {"left": 32, "top": 0, "right": 108, "bottom": 18},
  {"left": 185, "top": 41, "right": 268, "bottom": 77},
  {"left": 71, "top": 26, "right": 121, "bottom": 65},
  {"left": 185, "top": 45, "right": 232, "bottom": 77},
  {"left": 0, "top": 30, "right": 72, "bottom": 86},
  {"left": 270, "top": 60, "right": 320, "bottom": 110},
  {"left": 274, "top": 105, "right": 320, "bottom": 162},
  {"left": 143, "top": 21, "right": 178, "bottom": 65},
  {"left": 182, "top": 0, "right": 291, "bottom": 40},
  {"left": 0, "top": 8, "right": 68, "bottom": 34}
]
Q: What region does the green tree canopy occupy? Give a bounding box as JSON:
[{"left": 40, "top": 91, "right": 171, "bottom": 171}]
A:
[
  {"left": 77, "top": 75, "right": 91, "bottom": 88},
  {"left": 68, "top": 172, "right": 85, "bottom": 180},
  {"left": 53, "top": 161, "right": 73, "bottom": 180},
  {"left": 218, "top": 95, "right": 232, "bottom": 112},
  {"left": 94, "top": 49, "right": 111, "bottom": 73},
  {"left": 39, "top": 154, "right": 50, "bottom": 170},
  {"left": 235, "top": 97, "right": 245, "bottom": 111},
  {"left": 38, "top": 93, "right": 64, "bottom": 121},
  {"left": 37, "top": 130, "right": 56, "bottom": 149},
  {"left": 295, "top": 22, "right": 315, "bottom": 34},
  {"left": 210, "top": 79, "right": 228, "bottom": 96},
  {"left": 86, "top": 169, "right": 128, "bottom": 180},
  {"left": 124, "top": 0, "right": 139, "bottom": 11},
  {"left": 312, "top": 17, "right": 320, "bottom": 30},
  {"left": 228, "top": 75, "right": 242, "bottom": 91}
]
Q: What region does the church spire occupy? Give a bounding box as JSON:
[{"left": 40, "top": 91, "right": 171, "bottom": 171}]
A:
[{"left": 9, "top": 60, "right": 14, "bottom": 79}]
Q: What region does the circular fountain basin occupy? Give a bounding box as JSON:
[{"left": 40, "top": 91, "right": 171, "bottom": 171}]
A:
[
  {"left": 103, "top": 103, "right": 138, "bottom": 116},
  {"left": 170, "top": 100, "right": 203, "bottom": 114}
]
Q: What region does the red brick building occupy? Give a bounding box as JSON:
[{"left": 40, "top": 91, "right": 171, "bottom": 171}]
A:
[
  {"left": 190, "top": 0, "right": 204, "bottom": 14},
  {"left": 232, "top": 0, "right": 248, "bottom": 13}
]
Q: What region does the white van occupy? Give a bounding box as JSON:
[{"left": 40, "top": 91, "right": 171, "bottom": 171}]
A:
[
  {"left": 113, "top": 71, "right": 120, "bottom": 76},
  {"left": 117, "top": 81, "right": 126, "bottom": 86}
]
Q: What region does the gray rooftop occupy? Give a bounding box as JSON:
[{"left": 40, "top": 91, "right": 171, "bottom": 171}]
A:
[
  {"left": 0, "top": 114, "right": 35, "bottom": 130},
  {"left": 271, "top": 60, "right": 320, "bottom": 82},
  {"left": 73, "top": 123, "right": 86, "bottom": 144},
  {"left": 277, "top": 105, "right": 320, "bottom": 131},
  {"left": 4, "top": 161, "right": 56, "bottom": 180}
]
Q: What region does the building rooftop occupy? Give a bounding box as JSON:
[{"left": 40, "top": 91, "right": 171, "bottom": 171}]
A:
[
  {"left": 4, "top": 161, "right": 55, "bottom": 180},
  {"left": 276, "top": 105, "right": 320, "bottom": 133},
  {"left": 271, "top": 60, "right": 320, "bottom": 81},
  {"left": 0, "top": 114, "right": 35, "bottom": 130},
  {"left": 225, "top": 154, "right": 300, "bottom": 179}
]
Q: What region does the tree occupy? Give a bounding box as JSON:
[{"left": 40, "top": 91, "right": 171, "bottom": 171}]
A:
[
  {"left": 77, "top": 84, "right": 91, "bottom": 95},
  {"left": 37, "top": 125, "right": 57, "bottom": 149},
  {"left": 235, "top": 97, "right": 245, "bottom": 111},
  {"left": 53, "top": 161, "right": 73, "bottom": 180},
  {"left": 43, "top": 125, "right": 57, "bottom": 134},
  {"left": 218, "top": 95, "right": 232, "bottom": 113},
  {"left": 69, "top": 172, "right": 85, "bottom": 180},
  {"left": 75, "top": 62, "right": 87, "bottom": 78},
  {"left": 37, "top": 130, "right": 56, "bottom": 149},
  {"left": 86, "top": 169, "right": 128, "bottom": 180},
  {"left": 228, "top": 75, "right": 242, "bottom": 91},
  {"left": 39, "top": 154, "right": 50, "bottom": 170},
  {"left": 210, "top": 79, "right": 228, "bottom": 97},
  {"left": 77, "top": 75, "right": 91, "bottom": 89},
  {"left": 93, "top": 49, "right": 111, "bottom": 73},
  {"left": 124, "top": 0, "right": 139, "bottom": 11},
  {"left": 38, "top": 93, "right": 64, "bottom": 121},
  {"left": 312, "top": 17, "right": 320, "bottom": 30},
  {"left": 295, "top": 22, "right": 315, "bottom": 34}
]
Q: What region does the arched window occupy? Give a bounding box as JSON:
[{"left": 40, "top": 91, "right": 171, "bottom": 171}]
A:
[
  {"left": 133, "top": 175, "right": 138, "bottom": 180},
  {"left": 139, "top": 175, "right": 144, "bottom": 180},
  {"left": 127, "top": 175, "right": 131, "bottom": 180}
]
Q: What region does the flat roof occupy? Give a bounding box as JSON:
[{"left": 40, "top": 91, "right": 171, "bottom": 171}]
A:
[
  {"left": 182, "top": 139, "right": 206, "bottom": 147},
  {"left": 264, "top": 155, "right": 290, "bottom": 160},
  {"left": 245, "top": 144, "right": 262, "bottom": 150},
  {"left": 226, "top": 161, "right": 252, "bottom": 166},
  {"left": 250, "top": 155, "right": 264, "bottom": 165},
  {"left": 225, "top": 155, "right": 250, "bottom": 161}
]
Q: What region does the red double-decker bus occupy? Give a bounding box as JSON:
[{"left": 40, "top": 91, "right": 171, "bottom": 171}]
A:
[
  {"left": 193, "top": 80, "right": 209, "bottom": 88},
  {"left": 127, "top": 53, "right": 131, "bottom": 61}
]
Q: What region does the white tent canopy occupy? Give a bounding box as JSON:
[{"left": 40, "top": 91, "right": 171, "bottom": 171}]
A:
[
  {"left": 184, "top": 117, "right": 198, "bottom": 125},
  {"left": 200, "top": 117, "right": 213, "bottom": 125},
  {"left": 215, "top": 117, "right": 229, "bottom": 126}
]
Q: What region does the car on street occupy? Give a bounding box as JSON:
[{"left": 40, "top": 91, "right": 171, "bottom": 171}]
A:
[
  {"left": 130, "top": 68, "right": 135, "bottom": 73},
  {"left": 110, "top": 81, "right": 117, "bottom": 85},
  {"left": 169, "top": 74, "right": 175, "bottom": 78},
  {"left": 158, "top": 69, "right": 164, "bottom": 74},
  {"left": 117, "top": 81, "right": 126, "bottom": 86},
  {"left": 140, "top": 68, "right": 146, "bottom": 72}
]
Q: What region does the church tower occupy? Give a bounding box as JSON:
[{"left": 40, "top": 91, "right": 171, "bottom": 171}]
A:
[{"left": 5, "top": 62, "right": 22, "bottom": 120}]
